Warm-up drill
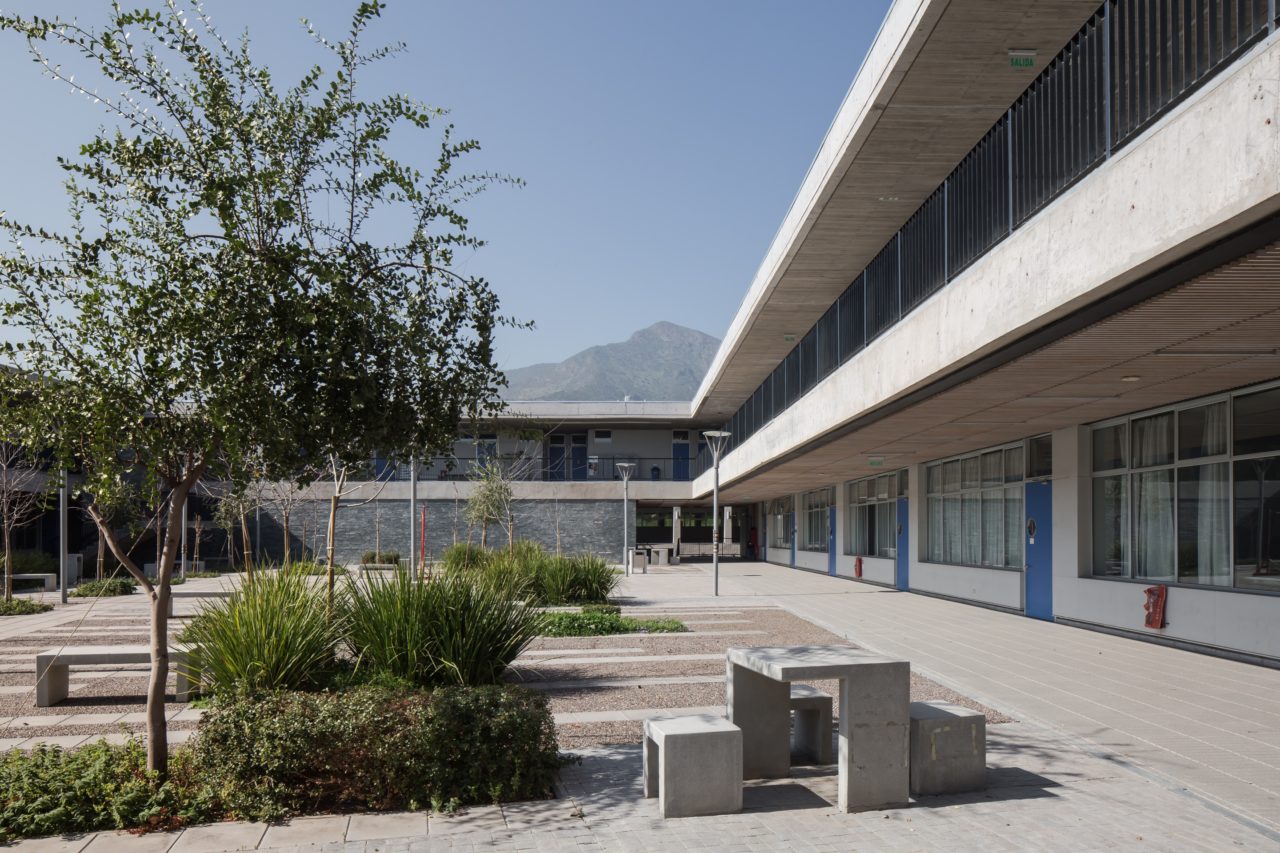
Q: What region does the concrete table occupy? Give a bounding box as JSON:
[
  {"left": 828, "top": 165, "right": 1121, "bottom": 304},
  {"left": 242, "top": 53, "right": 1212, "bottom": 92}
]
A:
[{"left": 726, "top": 645, "right": 910, "bottom": 812}]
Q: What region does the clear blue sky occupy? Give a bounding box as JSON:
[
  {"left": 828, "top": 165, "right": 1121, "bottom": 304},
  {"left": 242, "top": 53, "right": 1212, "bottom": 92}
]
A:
[{"left": 0, "top": 1, "right": 889, "bottom": 370}]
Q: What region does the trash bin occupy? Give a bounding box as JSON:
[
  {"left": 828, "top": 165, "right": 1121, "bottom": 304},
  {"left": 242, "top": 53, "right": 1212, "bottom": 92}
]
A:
[{"left": 628, "top": 547, "right": 648, "bottom": 573}]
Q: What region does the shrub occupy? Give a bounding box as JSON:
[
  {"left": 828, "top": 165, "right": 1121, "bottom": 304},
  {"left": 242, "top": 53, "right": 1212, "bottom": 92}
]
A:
[
  {"left": 359, "top": 550, "right": 401, "bottom": 566},
  {"left": 0, "top": 738, "right": 212, "bottom": 842},
  {"left": 192, "top": 685, "right": 563, "bottom": 821},
  {"left": 539, "top": 610, "right": 686, "bottom": 637},
  {"left": 179, "top": 570, "right": 343, "bottom": 694},
  {"left": 1, "top": 550, "right": 57, "bottom": 575},
  {"left": 70, "top": 577, "right": 136, "bottom": 597},
  {"left": 345, "top": 572, "right": 541, "bottom": 687},
  {"left": 0, "top": 599, "right": 54, "bottom": 616},
  {"left": 558, "top": 554, "right": 619, "bottom": 604},
  {"left": 581, "top": 603, "right": 621, "bottom": 615},
  {"left": 283, "top": 560, "right": 345, "bottom": 576},
  {"left": 440, "top": 542, "right": 488, "bottom": 572},
  {"left": 185, "top": 570, "right": 221, "bottom": 579}
]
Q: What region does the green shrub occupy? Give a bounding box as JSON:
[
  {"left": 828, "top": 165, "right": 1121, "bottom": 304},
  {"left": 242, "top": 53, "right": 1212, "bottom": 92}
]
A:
[
  {"left": 0, "top": 599, "right": 54, "bottom": 616},
  {"left": 559, "top": 554, "right": 619, "bottom": 604},
  {"left": 345, "top": 572, "right": 541, "bottom": 687},
  {"left": 1, "top": 550, "right": 57, "bottom": 575},
  {"left": 440, "top": 542, "right": 488, "bottom": 572},
  {"left": 192, "top": 685, "right": 563, "bottom": 821},
  {"left": 282, "top": 560, "right": 345, "bottom": 576},
  {"left": 0, "top": 738, "right": 212, "bottom": 842},
  {"left": 359, "top": 550, "right": 401, "bottom": 566},
  {"left": 179, "top": 570, "right": 343, "bottom": 694},
  {"left": 185, "top": 570, "right": 221, "bottom": 579},
  {"left": 581, "top": 603, "right": 621, "bottom": 615},
  {"left": 70, "top": 577, "right": 136, "bottom": 597},
  {"left": 539, "top": 610, "right": 686, "bottom": 637}
]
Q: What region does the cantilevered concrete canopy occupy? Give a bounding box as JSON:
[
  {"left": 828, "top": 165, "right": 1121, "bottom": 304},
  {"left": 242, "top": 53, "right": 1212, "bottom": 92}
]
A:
[
  {"left": 692, "top": 0, "right": 1103, "bottom": 421},
  {"left": 710, "top": 230, "right": 1280, "bottom": 503}
]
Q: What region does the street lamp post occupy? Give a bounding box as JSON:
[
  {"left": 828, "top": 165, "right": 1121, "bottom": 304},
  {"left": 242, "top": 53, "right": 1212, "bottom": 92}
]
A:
[
  {"left": 616, "top": 462, "right": 636, "bottom": 574},
  {"left": 702, "top": 431, "right": 731, "bottom": 597}
]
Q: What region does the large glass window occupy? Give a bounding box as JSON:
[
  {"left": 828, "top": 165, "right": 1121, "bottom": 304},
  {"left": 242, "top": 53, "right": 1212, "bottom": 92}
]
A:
[
  {"left": 801, "top": 488, "right": 833, "bottom": 552},
  {"left": 925, "top": 438, "right": 1034, "bottom": 569},
  {"left": 845, "top": 472, "right": 904, "bottom": 558},
  {"left": 769, "top": 496, "right": 794, "bottom": 549},
  {"left": 1090, "top": 387, "right": 1279, "bottom": 591}
]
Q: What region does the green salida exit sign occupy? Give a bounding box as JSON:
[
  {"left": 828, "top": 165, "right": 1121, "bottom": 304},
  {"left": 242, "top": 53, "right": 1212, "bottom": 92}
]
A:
[{"left": 1009, "top": 50, "right": 1036, "bottom": 69}]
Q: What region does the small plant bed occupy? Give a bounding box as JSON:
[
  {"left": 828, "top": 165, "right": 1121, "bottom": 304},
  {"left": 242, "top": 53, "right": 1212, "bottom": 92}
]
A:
[
  {"left": 0, "top": 598, "right": 53, "bottom": 616},
  {"left": 184, "top": 571, "right": 221, "bottom": 579},
  {"left": 539, "top": 610, "right": 687, "bottom": 637},
  {"left": 69, "top": 577, "right": 137, "bottom": 597}
]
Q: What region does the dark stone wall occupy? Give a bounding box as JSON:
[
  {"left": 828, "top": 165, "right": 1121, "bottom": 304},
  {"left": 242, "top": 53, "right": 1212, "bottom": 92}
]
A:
[{"left": 254, "top": 498, "right": 635, "bottom": 565}]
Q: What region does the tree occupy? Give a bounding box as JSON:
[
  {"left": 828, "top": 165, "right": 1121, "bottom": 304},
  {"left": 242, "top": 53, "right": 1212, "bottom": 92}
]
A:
[
  {"left": 462, "top": 434, "right": 540, "bottom": 550},
  {"left": 0, "top": 439, "right": 50, "bottom": 601},
  {"left": 0, "top": 2, "right": 513, "bottom": 774}
]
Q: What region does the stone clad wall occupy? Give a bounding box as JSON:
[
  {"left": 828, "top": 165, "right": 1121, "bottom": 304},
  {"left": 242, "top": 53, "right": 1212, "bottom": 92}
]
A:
[{"left": 254, "top": 498, "right": 634, "bottom": 565}]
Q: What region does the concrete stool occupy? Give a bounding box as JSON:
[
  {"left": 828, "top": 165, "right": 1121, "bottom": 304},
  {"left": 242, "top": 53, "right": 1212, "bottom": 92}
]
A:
[
  {"left": 643, "top": 714, "right": 743, "bottom": 818},
  {"left": 908, "top": 701, "right": 986, "bottom": 796},
  {"left": 790, "top": 683, "right": 833, "bottom": 764}
]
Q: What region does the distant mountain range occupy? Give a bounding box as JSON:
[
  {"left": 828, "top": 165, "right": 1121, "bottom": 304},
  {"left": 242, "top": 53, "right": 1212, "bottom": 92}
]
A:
[{"left": 501, "top": 322, "right": 721, "bottom": 402}]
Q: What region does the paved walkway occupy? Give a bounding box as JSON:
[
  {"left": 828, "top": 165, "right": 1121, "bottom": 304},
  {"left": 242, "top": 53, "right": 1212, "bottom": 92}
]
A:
[
  {"left": 658, "top": 561, "right": 1280, "bottom": 839},
  {"left": 6, "top": 564, "right": 1279, "bottom": 851}
]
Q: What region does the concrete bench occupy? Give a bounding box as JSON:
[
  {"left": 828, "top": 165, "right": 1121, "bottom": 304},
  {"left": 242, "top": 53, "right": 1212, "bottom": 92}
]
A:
[
  {"left": 35, "top": 646, "right": 197, "bottom": 707},
  {"left": 908, "top": 701, "right": 986, "bottom": 796},
  {"left": 13, "top": 573, "right": 56, "bottom": 591},
  {"left": 643, "top": 714, "right": 742, "bottom": 818},
  {"left": 790, "top": 683, "right": 833, "bottom": 764}
]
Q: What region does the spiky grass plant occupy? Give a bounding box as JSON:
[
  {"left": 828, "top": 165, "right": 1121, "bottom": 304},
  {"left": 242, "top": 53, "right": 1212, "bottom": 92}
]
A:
[
  {"left": 343, "top": 571, "right": 542, "bottom": 687},
  {"left": 179, "top": 570, "right": 343, "bottom": 694}
]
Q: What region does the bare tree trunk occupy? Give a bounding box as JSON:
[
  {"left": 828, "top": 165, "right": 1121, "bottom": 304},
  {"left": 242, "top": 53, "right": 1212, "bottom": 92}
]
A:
[
  {"left": 240, "top": 515, "right": 254, "bottom": 581},
  {"left": 96, "top": 534, "right": 105, "bottom": 581},
  {"left": 326, "top": 494, "right": 339, "bottom": 607},
  {"left": 479, "top": 522, "right": 487, "bottom": 549},
  {"left": 282, "top": 511, "right": 291, "bottom": 566},
  {"left": 507, "top": 507, "right": 515, "bottom": 553},
  {"left": 146, "top": 581, "right": 171, "bottom": 773},
  {"left": 4, "top": 526, "right": 12, "bottom": 602},
  {"left": 374, "top": 501, "right": 381, "bottom": 560}
]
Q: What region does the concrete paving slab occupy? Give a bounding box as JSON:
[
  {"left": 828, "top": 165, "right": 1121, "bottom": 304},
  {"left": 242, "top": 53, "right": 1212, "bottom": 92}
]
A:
[
  {"left": 426, "top": 805, "right": 506, "bottom": 836},
  {"left": 343, "top": 812, "right": 429, "bottom": 841},
  {"left": 81, "top": 829, "right": 178, "bottom": 852},
  {"left": 167, "top": 821, "right": 268, "bottom": 853},
  {"left": 61, "top": 713, "right": 126, "bottom": 726},
  {"left": 259, "top": 816, "right": 350, "bottom": 848},
  {"left": 17, "top": 735, "right": 90, "bottom": 750},
  {"left": 5, "top": 834, "right": 93, "bottom": 852},
  {"left": 499, "top": 799, "right": 584, "bottom": 830}
]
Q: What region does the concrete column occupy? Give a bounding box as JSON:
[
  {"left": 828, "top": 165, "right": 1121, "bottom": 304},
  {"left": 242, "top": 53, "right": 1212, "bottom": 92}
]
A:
[
  {"left": 837, "top": 661, "right": 910, "bottom": 812},
  {"left": 726, "top": 660, "right": 790, "bottom": 778},
  {"left": 907, "top": 464, "right": 925, "bottom": 580}
]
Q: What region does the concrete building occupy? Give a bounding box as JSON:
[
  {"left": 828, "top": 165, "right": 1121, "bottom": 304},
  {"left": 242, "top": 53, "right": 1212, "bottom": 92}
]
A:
[{"left": 259, "top": 0, "right": 1280, "bottom": 665}]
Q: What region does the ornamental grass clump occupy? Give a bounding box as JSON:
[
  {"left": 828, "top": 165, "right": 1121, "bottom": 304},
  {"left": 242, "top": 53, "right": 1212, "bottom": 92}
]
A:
[
  {"left": 179, "top": 570, "right": 343, "bottom": 694},
  {"left": 344, "top": 572, "right": 542, "bottom": 687},
  {"left": 69, "top": 577, "right": 136, "bottom": 597}
]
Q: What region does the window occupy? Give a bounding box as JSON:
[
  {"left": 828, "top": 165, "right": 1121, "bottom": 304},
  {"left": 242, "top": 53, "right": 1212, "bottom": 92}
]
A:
[
  {"left": 1090, "top": 395, "right": 1238, "bottom": 588},
  {"left": 926, "top": 441, "right": 1026, "bottom": 569},
  {"left": 594, "top": 430, "right": 612, "bottom": 443},
  {"left": 845, "top": 472, "right": 904, "bottom": 558},
  {"left": 801, "top": 488, "right": 833, "bottom": 552},
  {"left": 769, "top": 497, "right": 794, "bottom": 548}
]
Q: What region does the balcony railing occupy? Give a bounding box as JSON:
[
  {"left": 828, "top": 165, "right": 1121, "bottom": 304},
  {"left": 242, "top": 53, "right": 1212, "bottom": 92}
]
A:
[{"left": 382, "top": 456, "right": 701, "bottom": 483}]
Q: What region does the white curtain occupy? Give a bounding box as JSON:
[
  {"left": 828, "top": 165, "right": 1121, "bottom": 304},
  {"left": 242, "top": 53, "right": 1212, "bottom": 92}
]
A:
[
  {"left": 1134, "top": 470, "right": 1174, "bottom": 579},
  {"left": 1195, "top": 462, "right": 1230, "bottom": 585}
]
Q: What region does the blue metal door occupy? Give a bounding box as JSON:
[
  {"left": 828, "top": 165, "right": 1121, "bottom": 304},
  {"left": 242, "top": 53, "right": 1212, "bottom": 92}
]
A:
[
  {"left": 570, "top": 441, "right": 588, "bottom": 480},
  {"left": 827, "top": 506, "right": 837, "bottom": 575},
  {"left": 790, "top": 511, "right": 797, "bottom": 568},
  {"left": 1024, "top": 480, "right": 1053, "bottom": 621},
  {"left": 548, "top": 444, "right": 565, "bottom": 481},
  {"left": 895, "top": 497, "right": 909, "bottom": 591},
  {"left": 672, "top": 442, "right": 689, "bottom": 481}
]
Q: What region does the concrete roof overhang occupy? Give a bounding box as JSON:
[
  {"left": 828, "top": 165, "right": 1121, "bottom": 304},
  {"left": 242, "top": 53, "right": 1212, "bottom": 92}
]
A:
[
  {"left": 495, "top": 400, "right": 716, "bottom": 429},
  {"left": 709, "top": 220, "right": 1280, "bottom": 503},
  {"left": 691, "top": 0, "right": 1104, "bottom": 422}
]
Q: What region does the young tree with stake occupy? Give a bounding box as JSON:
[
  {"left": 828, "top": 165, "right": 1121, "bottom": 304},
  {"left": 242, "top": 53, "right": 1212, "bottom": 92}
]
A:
[{"left": 0, "top": 1, "right": 514, "bottom": 775}]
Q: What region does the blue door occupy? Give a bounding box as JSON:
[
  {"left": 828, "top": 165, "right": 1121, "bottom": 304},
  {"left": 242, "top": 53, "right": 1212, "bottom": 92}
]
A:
[
  {"left": 1024, "top": 480, "right": 1053, "bottom": 621},
  {"left": 827, "top": 505, "right": 837, "bottom": 575},
  {"left": 895, "top": 497, "right": 909, "bottom": 591},
  {"left": 672, "top": 441, "right": 689, "bottom": 481},
  {"left": 789, "top": 511, "right": 797, "bottom": 568},
  {"left": 570, "top": 438, "right": 588, "bottom": 480},
  {"left": 548, "top": 443, "right": 565, "bottom": 481}
]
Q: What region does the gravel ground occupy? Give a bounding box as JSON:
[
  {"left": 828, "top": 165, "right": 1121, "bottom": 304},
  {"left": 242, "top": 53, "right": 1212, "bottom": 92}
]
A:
[{"left": 536, "top": 606, "right": 1012, "bottom": 748}]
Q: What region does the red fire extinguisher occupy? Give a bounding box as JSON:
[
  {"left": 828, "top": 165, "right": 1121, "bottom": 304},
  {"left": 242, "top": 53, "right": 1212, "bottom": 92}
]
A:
[
  {"left": 854, "top": 556, "right": 863, "bottom": 578},
  {"left": 1143, "top": 585, "right": 1167, "bottom": 629}
]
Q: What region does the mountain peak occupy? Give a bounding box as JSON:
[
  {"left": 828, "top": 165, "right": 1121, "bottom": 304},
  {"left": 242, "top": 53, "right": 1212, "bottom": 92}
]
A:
[{"left": 502, "top": 322, "right": 721, "bottom": 402}]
